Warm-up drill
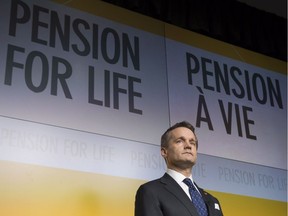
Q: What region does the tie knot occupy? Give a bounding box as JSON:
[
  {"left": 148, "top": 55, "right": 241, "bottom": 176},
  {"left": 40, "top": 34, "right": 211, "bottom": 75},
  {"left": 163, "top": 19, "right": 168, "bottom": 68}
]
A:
[{"left": 183, "top": 178, "right": 193, "bottom": 188}]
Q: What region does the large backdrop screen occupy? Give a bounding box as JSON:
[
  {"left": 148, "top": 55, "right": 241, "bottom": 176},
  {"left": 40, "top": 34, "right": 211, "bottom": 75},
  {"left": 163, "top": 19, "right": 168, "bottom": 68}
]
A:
[{"left": 0, "top": 0, "right": 286, "bottom": 216}]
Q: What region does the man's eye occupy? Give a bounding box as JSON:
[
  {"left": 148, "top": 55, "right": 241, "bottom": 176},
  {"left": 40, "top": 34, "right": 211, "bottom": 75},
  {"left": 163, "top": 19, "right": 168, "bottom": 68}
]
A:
[{"left": 190, "top": 141, "right": 196, "bottom": 146}]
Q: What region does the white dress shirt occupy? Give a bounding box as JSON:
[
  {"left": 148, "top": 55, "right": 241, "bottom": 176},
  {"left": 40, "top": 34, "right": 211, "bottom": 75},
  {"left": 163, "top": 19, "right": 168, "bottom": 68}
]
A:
[{"left": 166, "top": 168, "right": 202, "bottom": 200}]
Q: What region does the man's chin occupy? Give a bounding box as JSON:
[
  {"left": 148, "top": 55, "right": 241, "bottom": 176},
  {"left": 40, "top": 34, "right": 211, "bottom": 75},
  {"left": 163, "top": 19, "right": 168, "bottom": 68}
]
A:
[{"left": 179, "top": 160, "right": 196, "bottom": 168}]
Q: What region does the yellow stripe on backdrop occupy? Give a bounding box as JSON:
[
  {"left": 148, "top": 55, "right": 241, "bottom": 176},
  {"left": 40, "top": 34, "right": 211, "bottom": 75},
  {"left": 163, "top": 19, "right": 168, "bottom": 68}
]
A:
[
  {"left": 52, "top": 0, "right": 165, "bottom": 36},
  {"left": 0, "top": 161, "right": 287, "bottom": 216},
  {"left": 164, "top": 24, "right": 287, "bottom": 75},
  {"left": 210, "top": 191, "right": 287, "bottom": 216},
  {"left": 0, "top": 161, "right": 139, "bottom": 216}
]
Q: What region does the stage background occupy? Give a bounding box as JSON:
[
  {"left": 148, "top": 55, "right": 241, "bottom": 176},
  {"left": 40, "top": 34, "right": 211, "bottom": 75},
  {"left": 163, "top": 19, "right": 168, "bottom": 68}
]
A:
[{"left": 0, "top": 0, "right": 287, "bottom": 215}]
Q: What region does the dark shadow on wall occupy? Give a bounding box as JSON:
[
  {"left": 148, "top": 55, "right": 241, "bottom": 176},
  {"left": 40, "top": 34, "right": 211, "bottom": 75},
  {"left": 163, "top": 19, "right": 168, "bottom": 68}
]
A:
[{"left": 102, "top": 0, "right": 287, "bottom": 62}]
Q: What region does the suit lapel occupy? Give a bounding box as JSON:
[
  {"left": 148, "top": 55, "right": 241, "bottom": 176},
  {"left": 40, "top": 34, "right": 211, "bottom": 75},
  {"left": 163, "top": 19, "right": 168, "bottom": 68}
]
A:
[
  {"left": 197, "top": 184, "right": 213, "bottom": 215},
  {"left": 161, "top": 173, "right": 199, "bottom": 216}
]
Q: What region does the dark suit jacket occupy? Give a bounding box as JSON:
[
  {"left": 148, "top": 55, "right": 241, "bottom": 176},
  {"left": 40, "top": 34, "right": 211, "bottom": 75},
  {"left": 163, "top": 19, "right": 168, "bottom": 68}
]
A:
[{"left": 135, "top": 173, "right": 223, "bottom": 216}]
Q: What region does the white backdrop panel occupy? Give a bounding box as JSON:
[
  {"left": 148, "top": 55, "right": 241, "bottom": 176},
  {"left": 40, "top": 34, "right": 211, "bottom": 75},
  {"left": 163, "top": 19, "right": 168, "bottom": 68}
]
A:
[
  {"left": 0, "top": 0, "right": 170, "bottom": 144},
  {"left": 166, "top": 39, "right": 287, "bottom": 169}
]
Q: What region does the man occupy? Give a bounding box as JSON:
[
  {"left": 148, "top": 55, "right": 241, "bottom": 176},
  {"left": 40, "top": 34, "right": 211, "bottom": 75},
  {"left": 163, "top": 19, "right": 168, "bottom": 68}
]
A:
[{"left": 134, "top": 121, "right": 224, "bottom": 216}]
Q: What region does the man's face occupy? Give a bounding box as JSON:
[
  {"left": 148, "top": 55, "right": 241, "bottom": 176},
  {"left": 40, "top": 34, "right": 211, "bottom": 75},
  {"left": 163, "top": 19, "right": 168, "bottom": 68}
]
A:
[{"left": 161, "top": 127, "right": 197, "bottom": 170}]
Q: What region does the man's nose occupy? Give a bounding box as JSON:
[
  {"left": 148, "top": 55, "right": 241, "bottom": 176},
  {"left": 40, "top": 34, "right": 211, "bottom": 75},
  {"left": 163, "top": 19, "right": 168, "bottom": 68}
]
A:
[{"left": 184, "top": 141, "right": 192, "bottom": 148}]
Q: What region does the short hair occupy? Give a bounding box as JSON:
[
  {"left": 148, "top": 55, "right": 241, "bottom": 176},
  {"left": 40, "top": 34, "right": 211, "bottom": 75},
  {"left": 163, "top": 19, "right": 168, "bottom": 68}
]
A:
[{"left": 160, "top": 121, "right": 198, "bottom": 149}]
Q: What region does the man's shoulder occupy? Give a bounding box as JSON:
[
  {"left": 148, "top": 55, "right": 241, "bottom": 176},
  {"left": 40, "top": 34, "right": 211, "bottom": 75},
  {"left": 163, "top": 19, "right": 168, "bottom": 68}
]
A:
[
  {"left": 140, "top": 177, "right": 163, "bottom": 188},
  {"left": 135, "top": 177, "right": 164, "bottom": 197},
  {"left": 142, "top": 173, "right": 175, "bottom": 184},
  {"left": 138, "top": 174, "right": 173, "bottom": 190}
]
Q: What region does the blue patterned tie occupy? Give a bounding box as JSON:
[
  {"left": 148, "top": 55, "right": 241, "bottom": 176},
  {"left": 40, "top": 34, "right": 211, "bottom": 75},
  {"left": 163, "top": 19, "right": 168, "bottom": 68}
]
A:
[{"left": 183, "top": 178, "right": 208, "bottom": 216}]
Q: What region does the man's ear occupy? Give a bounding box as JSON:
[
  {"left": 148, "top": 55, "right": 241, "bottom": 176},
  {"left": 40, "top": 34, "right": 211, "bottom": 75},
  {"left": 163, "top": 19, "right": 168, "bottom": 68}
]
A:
[{"left": 161, "top": 147, "right": 167, "bottom": 158}]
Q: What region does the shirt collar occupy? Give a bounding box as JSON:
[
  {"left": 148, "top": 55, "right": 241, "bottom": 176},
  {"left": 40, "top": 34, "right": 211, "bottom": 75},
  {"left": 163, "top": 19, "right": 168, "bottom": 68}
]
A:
[{"left": 166, "top": 168, "right": 194, "bottom": 184}]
